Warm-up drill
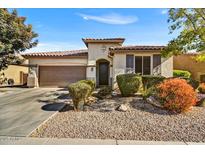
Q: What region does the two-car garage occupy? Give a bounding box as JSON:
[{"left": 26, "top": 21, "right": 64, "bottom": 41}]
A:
[
  {"left": 22, "top": 49, "right": 88, "bottom": 88},
  {"left": 39, "top": 66, "right": 86, "bottom": 87}
]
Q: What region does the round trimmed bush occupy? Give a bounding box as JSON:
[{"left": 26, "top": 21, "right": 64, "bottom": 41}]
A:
[
  {"left": 142, "top": 75, "right": 165, "bottom": 90},
  {"left": 68, "top": 82, "right": 92, "bottom": 111},
  {"left": 78, "top": 80, "right": 96, "bottom": 94},
  {"left": 116, "top": 74, "right": 141, "bottom": 97},
  {"left": 156, "top": 78, "right": 197, "bottom": 113},
  {"left": 173, "top": 70, "right": 191, "bottom": 78}
]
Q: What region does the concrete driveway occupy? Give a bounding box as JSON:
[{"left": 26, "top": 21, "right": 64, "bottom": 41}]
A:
[{"left": 0, "top": 88, "right": 68, "bottom": 137}]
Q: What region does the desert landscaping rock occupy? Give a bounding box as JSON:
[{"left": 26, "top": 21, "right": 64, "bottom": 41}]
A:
[
  {"left": 82, "top": 98, "right": 125, "bottom": 112},
  {"left": 30, "top": 97, "right": 205, "bottom": 142},
  {"left": 146, "top": 96, "right": 163, "bottom": 108},
  {"left": 117, "top": 104, "right": 129, "bottom": 112}
]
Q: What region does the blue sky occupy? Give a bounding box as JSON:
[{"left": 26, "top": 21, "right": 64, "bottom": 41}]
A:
[{"left": 16, "top": 8, "right": 179, "bottom": 52}]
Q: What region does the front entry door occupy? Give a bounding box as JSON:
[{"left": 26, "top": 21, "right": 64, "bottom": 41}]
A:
[{"left": 99, "top": 62, "right": 109, "bottom": 85}]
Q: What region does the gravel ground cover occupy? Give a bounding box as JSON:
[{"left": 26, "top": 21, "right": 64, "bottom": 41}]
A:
[{"left": 30, "top": 96, "right": 205, "bottom": 142}]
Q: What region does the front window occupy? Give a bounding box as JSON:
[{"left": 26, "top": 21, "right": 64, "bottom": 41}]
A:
[
  {"left": 142, "top": 56, "right": 151, "bottom": 75},
  {"left": 135, "top": 56, "right": 151, "bottom": 75},
  {"left": 153, "top": 54, "right": 161, "bottom": 75},
  {"left": 126, "top": 55, "right": 152, "bottom": 75},
  {"left": 135, "top": 56, "right": 142, "bottom": 74},
  {"left": 126, "top": 54, "right": 134, "bottom": 73}
]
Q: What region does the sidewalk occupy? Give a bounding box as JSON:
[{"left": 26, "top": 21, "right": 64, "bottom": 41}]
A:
[{"left": 0, "top": 136, "right": 204, "bottom": 145}]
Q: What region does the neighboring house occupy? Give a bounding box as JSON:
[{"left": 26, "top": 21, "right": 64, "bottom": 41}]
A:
[
  {"left": 0, "top": 54, "right": 29, "bottom": 86},
  {"left": 22, "top": 38, "right": 173, "bottom": 88},
  {"left": 174, "top": 53, "right": 205, "bottom": 82},
  {"left": 1, "top": 65, "right": 28, "bottom": 85}
]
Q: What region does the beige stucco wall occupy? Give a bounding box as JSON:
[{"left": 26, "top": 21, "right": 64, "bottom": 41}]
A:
[
  {"left": 174, "top": 54, "right": 205, "bottom": 81},
  {"left": 87, "top": 43, "right": 121, "bottom": 62},
  {"left": 112, "top": 51, "right": 173, "bottom": 88},
  {"left": 86, "top": 43, "right": 121, "bottom": 84},
  {"left": 1, "top": 65, "right": 28, "bottom": 85},
  {"left": 161, "top": 56, "right": 173, "bottom": 78},
  {"left": 112, "top": 53, "right": 126, "bottom": 88}
]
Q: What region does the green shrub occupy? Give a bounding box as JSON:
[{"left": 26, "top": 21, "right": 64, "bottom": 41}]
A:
[
  {"left": 173, "top": 70, "right": 191, "bottom": 78},
  {"left": 142, "top": 86, "right": 157, "bottom": 100},
  {"left": 198, "top": 99, "right": 205, "bottom": 107},
  {"left": 116, "top": 74, "right": 142, "bottom": 97},
  {"left": 180, "top": 77, "right": 199, "bottom": 90},
  {"left": 198, "top": 83, "right": 205, "bottom": 94},
  {"left": 0, "top": 73, "right": 7, "bottom": 85},
  {"left": 142, "top": 75, "right": 165, "bottom": 90},
  {"left": 96, "top": 86, "right": 112, "bottom": 99},
  {"left": 68, "top": 82, "right": 92, "bottom": 111},
  {"left": 78, "top": 80, "right": 96, "bottom": 94},
  {"left": 187, "top": 78, "right": 199, "bottom": 90}
]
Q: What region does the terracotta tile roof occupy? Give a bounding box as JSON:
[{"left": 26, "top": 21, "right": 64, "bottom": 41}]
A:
[
  {"left": 110, "top": 45, "right": 165, "bottom": 51},
  {"left": 82, "top": 38, "right": 125, "bottom": 47},
  {"left": 21, "top": 49, "right": 88, "bottom": 57},
  {"left": 83, "top": 38, "right": 125, "bottom": 41}
]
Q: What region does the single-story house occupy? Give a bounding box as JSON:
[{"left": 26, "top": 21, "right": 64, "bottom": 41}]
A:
[
  {"left": 174, "top": 53, "right": 205, "bottom": 82},
  {"left": 22, "top": 38, "right": 173, "bottom": 88}
]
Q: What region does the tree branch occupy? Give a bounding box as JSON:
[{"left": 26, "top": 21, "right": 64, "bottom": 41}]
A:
[
  {"left": 182, "top": 10, "right": 198, "bottom": 32},
  {"left": 194, "top": 9, "right": 205, "bottom": 21}
]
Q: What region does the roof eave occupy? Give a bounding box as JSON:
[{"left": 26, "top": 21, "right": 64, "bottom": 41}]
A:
[
  {"left": 82, "top": 38, "right": 125, "bottom": 47},
  {"left": 109, "top": 49, "right": 164, "bottom": 55},
  {"left": 22, "top": 55, "right": 88, "bottom": 58}
]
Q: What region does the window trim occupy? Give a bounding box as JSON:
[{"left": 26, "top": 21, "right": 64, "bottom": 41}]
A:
[
  {"left": 134, "top": 55, "right": 151, "bottom": 75},
  {"left": 126, "top": 54, "right": 156, "bottom": 75}
]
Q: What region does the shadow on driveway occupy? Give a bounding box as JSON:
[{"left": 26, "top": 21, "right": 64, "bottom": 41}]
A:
[
  {"left": 0, "top": 88, "right": 68, "bottom": 137},
  {"left": 41, "top": 103, "right": 66, "bottom": 111}
]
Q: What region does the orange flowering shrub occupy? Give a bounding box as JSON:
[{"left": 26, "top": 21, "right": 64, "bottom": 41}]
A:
[
  {"left": 156, "top": 78, "right": 197, "bottom": 113},
  {"left": 198, "top": 83, "right": 205, "bottom": 94}
]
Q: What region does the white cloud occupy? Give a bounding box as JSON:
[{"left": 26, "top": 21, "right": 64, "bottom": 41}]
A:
[
  {"left": 78, "top": 13, "right": 138, "bottom": 25},
  {"left": 161, "top": 9, "right": 168, "bottom": 15},
  {"left": 24, "top": 42, "right": 84, "bottom": 53}
]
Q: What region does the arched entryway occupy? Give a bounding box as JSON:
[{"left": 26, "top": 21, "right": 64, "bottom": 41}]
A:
[{"left": 96, "top": 59, "right": 110, "bottom": 86}]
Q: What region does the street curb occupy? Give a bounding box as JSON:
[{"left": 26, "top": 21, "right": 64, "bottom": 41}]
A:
[{"left": 2, "top": 136, "right": 205, "bottom": 145}]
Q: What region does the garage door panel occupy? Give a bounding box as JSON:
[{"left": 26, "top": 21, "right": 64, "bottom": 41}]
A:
[{"left": 39, "top": 66, "right": 86, "bottom": 87}]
